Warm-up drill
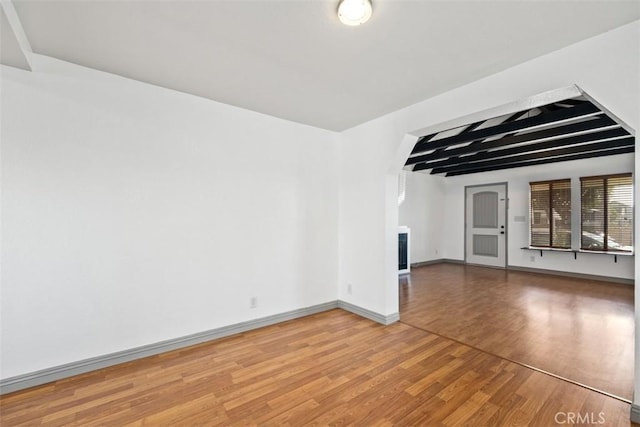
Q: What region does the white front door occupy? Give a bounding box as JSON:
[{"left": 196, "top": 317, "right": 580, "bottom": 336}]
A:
[{"left": 465, "top": 184, "right": 507, "bottom": 268}]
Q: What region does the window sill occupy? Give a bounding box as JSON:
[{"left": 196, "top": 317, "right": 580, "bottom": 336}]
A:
[
  {"left": 521, "top": 246, "right": 633, "bottom": 262},
  {"left": 522, "top": 246, "right": 572, "bottom": 252},
  {"left": 577, "top": 249, "right": 634, "bottom": 256}
]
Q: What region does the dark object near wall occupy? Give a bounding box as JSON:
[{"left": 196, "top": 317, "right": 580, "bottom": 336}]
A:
[{"left": 399, "top": 232, "right": 408, "bottom": 271}]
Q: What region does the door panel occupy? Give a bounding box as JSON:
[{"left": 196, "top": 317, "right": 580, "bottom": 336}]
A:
[
  {"left": 466, "top": 184, "right": 506, "bottom": 267},
  {"left": 473, "top": 192, "right": 498, "bottom": 228},
  {"left": 472, "top": 234, "right": 498, "bottom": 257}
]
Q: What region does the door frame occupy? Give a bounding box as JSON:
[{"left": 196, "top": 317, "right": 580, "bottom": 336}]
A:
[{"left": 464, "top": 182, "right": 509, "bottom": 268}]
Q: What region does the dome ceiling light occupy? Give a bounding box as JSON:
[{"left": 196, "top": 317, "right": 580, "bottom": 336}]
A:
[{"left": 337, "top": 0, "right": 373, "bottom": 26}]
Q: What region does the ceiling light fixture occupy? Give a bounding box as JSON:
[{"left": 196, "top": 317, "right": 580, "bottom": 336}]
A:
[{"left": 338, "top": 0, "right": 373, "bottom": 26}]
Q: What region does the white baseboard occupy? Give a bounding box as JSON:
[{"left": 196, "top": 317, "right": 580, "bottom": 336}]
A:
[
  {"left": 630, "top": 404, "right": 640, "bottom": 423},
  {"left": 507, "top": 265, "right": 634, "bottom": 285},
  {"left": 411, "top": 258, "right": 464, "bottom": 268},
  {"left": 0, "top": 299, "right": 396, "bottom": 394},
  {"left": 411, "top": 260, "right": 634, "bottom": 285},
  {"left": 338, "top": 301, "right": 400, "bottom": 325}
]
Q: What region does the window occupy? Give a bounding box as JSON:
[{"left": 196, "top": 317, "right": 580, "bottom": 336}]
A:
[
  {"left": 580, "top": 174, "right": 633, "bottom": 252},
  {"left": 530, "top": 180, "right": 571, "bottom": 248}
]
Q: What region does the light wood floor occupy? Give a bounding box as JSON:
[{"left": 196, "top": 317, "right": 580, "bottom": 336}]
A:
[
  {"left": 400, "top": 263, "right": 635, "bottom": 402},
  {"left": 0, "top": 307, "right": 636, "bottom": 425}
]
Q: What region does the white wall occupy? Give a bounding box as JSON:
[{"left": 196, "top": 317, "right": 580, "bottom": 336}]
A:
[
  {"left": 338, "top": 18, "right": 638, "bottom": 399},
  {"left": 400, "top": 151, "right": 634, "bottom": 279},
  {"left": 340, "top": 18, "right": 638, "bottom": 310},
  {"left": 2, "top": 18, "right": 638, "bottom": 407},
  {"left": 437, "top": 154, "right": 634, "bottom": 279},
  {"left": 0, "top": 55, "right": 340, "bottom": 379},
  {"left": 398, "top": 172, "right": 445, "bottom": 264}
]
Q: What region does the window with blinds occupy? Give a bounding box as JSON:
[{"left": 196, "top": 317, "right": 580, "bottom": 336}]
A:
[
  {"left": 530, "top": 179, "right": 571, "bottom": 248},
  {"left": 580, "top": 174, "right": 633, "bottom": 252}
]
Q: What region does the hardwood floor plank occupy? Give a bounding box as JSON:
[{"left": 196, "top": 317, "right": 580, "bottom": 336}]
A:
[
  {"left": 255, "top": 398, "right": 319, "bottom": 426},
  {"left": 400, "top": 263, "right": 634, "bottom": 400},
  {"left": 1, "top": 296, "right": 636, "bottom": 426},
  {"left": 442, "top": 390, "right": 491, "bottom": 426}
]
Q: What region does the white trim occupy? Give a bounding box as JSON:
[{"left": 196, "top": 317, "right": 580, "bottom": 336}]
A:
[
  {"left": 507, "top": 265, "right": 633, "bottom": 285},
  {"left": 581, "top": 90, "right": 635, "bottom": 137},
  {"left": 338, "top": 301, "right": 400, "bottom": 325},
  {"left": 411, "top": 258, "right": 465, "bottom": 268},
  {"left": 0, "top": 301, "right": 338, "bottom": 394},
  {"left": 0, "top": 300, "right": 397, "bottom": 394},
  {"left": 0, "top": 0, "right": 34, "bottom": 70},
  {"left": 631, "top": 404, "right": 640, "bottom": 423},
  {"left": 409, "top": 260, "right": 633, "bottom": 285},
  {"left": 409, "top": 85, "right": 583, "bottom": 139}
]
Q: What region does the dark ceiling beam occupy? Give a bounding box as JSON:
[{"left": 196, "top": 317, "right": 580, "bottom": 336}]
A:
[
  {"left": 426, "top": 120, "right": 486, "bottom": 158},
  {"left": 432, "top": 137, "right": 634, "bottom": 174},
  {"left": 416, "top": 132, "right": 438, "bottom": 145},
  {"left": 412, "top": 127, "right": 629, "bottom": 172},
  {"left": 445, "top": 145, "right": 635, "bottom": 177},
  {"left": 415, "top": 110, "right": 532, "bottom": 171},
  {"left": 535, "top": 99, "right": 585, "bottom": 111},
  {"left": 464, "top": 110, "right": 529, "bottom": 145},
  {"left": 557, "top": 99, "right": 586, "bottom": 106},
  {"left": 450, "top": 110, "right": 534, "bottom": 151},
  {"left": 432, "top": 136, "right": 635, "bottom": 176},
  {"left": 415, "top": 119, "right": 485, "bottom": 146},
  {"left": 410, "top": 101, "right": 601, "bottom": 155},
  {"left": 539, "top": 104, "right": 562, "bottom": 113},
  {"left": 460, "top": 120, "right": 486, "bottom": 134},
  {"left": 406, "top": 115, "right": 616, "bottom": 166}
]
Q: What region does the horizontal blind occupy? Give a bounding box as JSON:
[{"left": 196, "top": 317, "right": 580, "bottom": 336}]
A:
[
  {"left": 551, "top": 180, "right": 572, "bottom": 249},
  {"left": 580, "top": 174, "right": 633, "bottom": 252},
  {"left": 530, "top": 179, "right": 571, "bottom": 249},
  {"left": 530, "top": 182, "right": 550, "bottom": 247}
]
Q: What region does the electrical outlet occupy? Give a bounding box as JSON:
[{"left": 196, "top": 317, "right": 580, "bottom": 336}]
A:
[
  {"left": 347, "top": 283, "right": 352, "bottom": 295},
  {"left": 250, "top": 297, "right": 257, "bottom": 308},
  {"left": 530, "top": 256, "right": 535, "bottom": 262}
]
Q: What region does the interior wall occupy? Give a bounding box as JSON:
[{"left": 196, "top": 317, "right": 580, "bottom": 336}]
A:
[
  {"left": 400, "top": 151, "right": 635, "bottom": 279},
  {"left": 338, "top": 18, "right": 638, "bottom": 402},
  {"left": 340, "top": 20, "right": 638, "bottom": 310},
  {"left": 0, "top": 55, "right": 340, "bottom": 379},
  {"left": 398, "top": 172, "right": 445, "bottom": 264},
  {"left": 2, "top": 16, "right": 638, "bottom": 405},
  {"left": 438, "top": 154, "right": 634, "bottom": 279}
]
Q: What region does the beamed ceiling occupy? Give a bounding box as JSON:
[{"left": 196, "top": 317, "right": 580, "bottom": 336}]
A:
[{"left": 404, "top": 97, "right": 635, "bottom": 177}]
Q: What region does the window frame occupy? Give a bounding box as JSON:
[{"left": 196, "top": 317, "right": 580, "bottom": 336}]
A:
[
  {"left": 580, "top": 173, "right": 633, "bottom": 253},
  {"left": 529, "top": 178, "right": 572, "bottom": 249}
]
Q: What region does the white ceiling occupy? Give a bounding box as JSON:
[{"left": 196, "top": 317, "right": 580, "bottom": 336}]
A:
[
  {"left": 1, "top": 2, "right": 32, "bottom": 71},
  {"left": 7, "top": 0, "right": 640, "bottom": 131}
]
